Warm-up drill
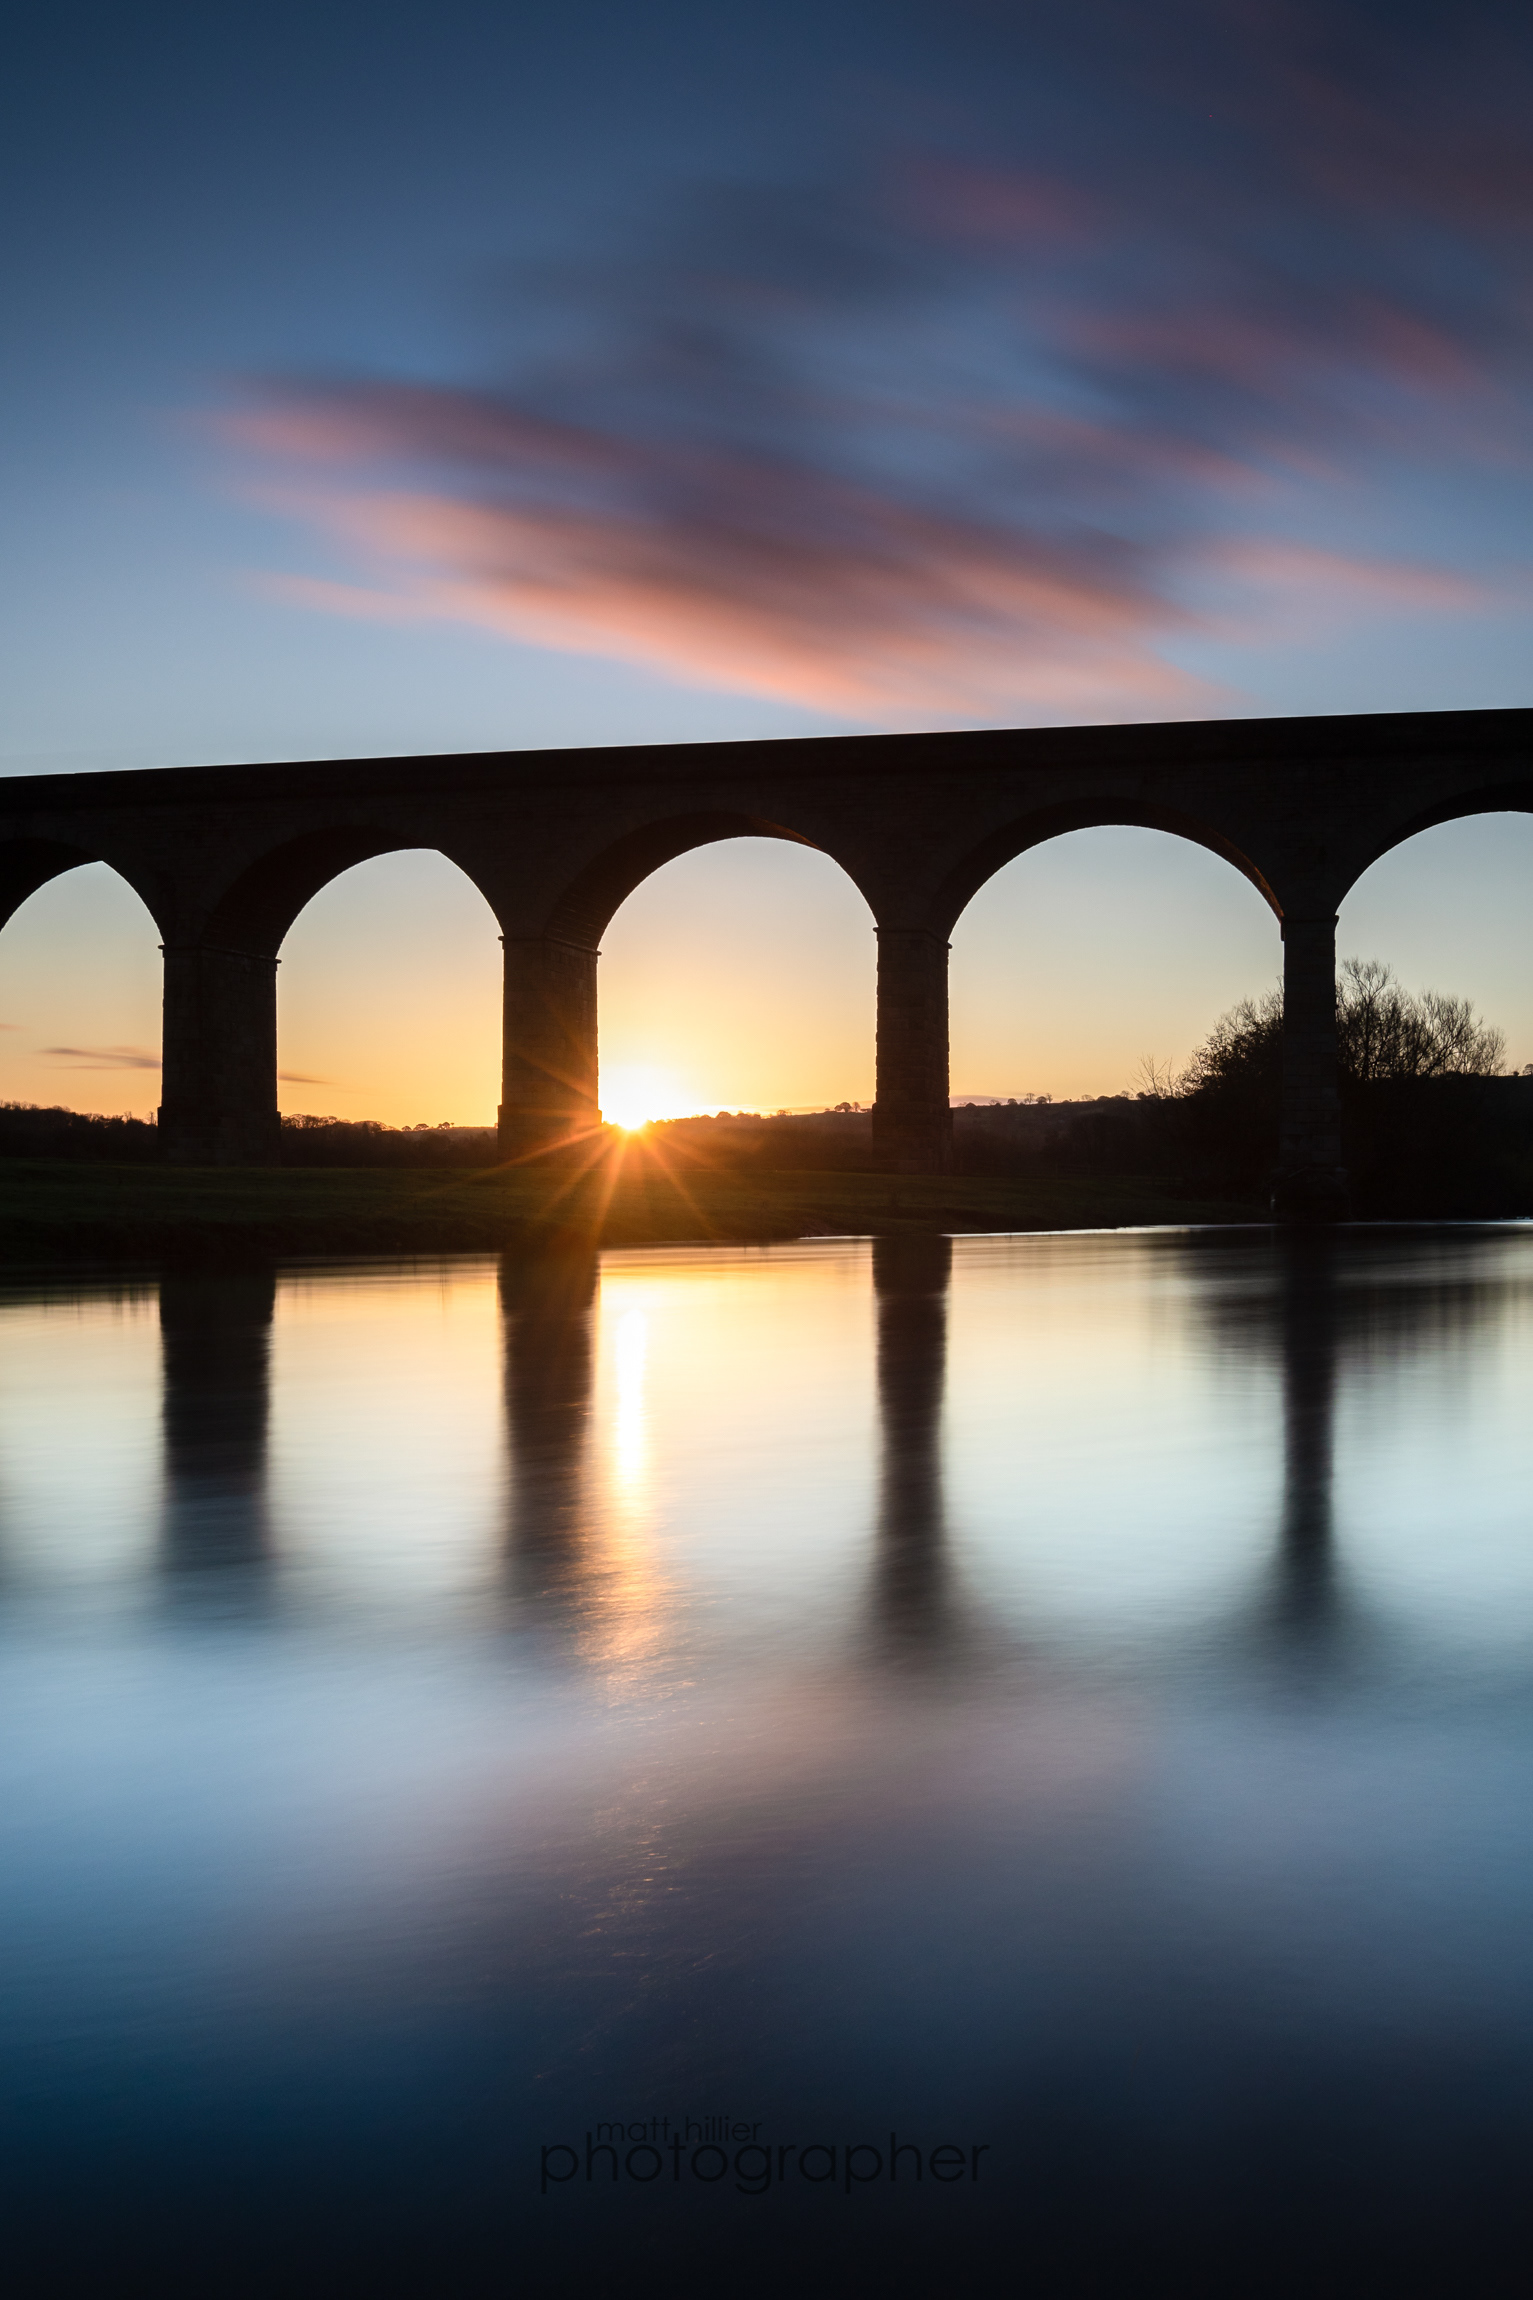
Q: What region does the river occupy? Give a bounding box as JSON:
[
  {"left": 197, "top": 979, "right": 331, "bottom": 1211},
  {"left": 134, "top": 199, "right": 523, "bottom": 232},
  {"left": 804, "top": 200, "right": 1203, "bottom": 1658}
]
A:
[{"left": 2, "top": 1229, "right": 1531, "bottom": 2294}]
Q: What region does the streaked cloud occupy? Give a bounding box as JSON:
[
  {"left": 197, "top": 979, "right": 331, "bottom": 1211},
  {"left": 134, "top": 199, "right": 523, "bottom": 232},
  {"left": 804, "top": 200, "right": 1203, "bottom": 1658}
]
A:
[
  {"left": 249, "top": 462, "right": 1213, "bottom": 718},
  {"left": 222, "top": 0, "right": 1533, "bottom": 721},
  {"left": 1196, "top": 542, "right": 1499, "bottom": 644},
  {"left": 42, "top": 1045, "right": 161, "bottom": 1070}
]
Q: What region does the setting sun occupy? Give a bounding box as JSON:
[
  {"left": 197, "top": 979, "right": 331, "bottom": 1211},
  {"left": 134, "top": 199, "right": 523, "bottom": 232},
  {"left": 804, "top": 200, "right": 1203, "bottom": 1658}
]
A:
[{"left": 600, "top": 1065, "right": 698, "bottom": 1131}]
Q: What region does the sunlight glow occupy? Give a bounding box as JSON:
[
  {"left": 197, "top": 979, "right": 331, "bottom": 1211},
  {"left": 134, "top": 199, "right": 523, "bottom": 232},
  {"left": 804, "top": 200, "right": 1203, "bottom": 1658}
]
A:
[
  {"left": 613, "top": 1308, "right": 649, "bottom": 1497},
  {"left": 601, "top": 1064, "right": 697, "bottom": 1130}
]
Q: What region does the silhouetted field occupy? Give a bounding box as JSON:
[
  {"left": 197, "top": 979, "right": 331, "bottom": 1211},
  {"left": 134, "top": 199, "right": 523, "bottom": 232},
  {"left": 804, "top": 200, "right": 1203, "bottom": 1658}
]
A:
[
  {"left": 964, "top": 1076, "right": 1533, "bottom": 1219},
  {"left": 0, "top": 1105, "right": 503, "bottom": 1169},
  {"left": 4, "top": 1036, "right": 1531, "bottom": 1262},
  {"left": 0, "top": 1150, "right": 1258, "bottom": 1266},
  {"left": 651, "top": 1078, "right": 1533, "bottom": 1219}
]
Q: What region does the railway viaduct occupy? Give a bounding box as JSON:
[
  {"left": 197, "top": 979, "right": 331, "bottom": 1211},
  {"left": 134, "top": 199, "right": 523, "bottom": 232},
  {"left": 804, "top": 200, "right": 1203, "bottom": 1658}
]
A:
[{"left": 2, "top": 705, "right": 1529, "bottom": 1217}]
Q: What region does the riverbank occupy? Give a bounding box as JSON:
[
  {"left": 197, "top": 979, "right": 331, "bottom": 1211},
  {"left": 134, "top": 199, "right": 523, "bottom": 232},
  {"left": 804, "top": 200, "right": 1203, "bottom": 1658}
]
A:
[{"left": 0, "top": 1154, "right": 1263, "bottom": 1265}]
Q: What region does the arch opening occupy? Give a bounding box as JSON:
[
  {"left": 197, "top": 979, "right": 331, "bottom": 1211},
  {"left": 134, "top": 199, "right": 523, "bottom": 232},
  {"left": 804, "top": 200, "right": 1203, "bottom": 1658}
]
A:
[
  {"left": 545, "top": 812, "right": 824, "bottom": 950},
  {"left": 204, "top": 826, "right": 478, "bottom": 957},
  {"left": 277, "top": 849, "right": 503, "bottom": 1130},
  {"left": 1338, "top": 814, "right": 1533, "bottom": 1077},
  {"left": 1349, "top": 779, "right": 1533, "bottom": 887},
  {"left": 0, "top": 837, "right": 107, "bottom": 937},
  {"left": 935, "top": 802, "right": 1279, "bottom": 942},
  {"left": 949, "top": 826, "right": 1282, "bottom": 1111},
  {"left": 598, "top": 836, "right": 875, "bottom": 1127},
  {"left": 0, "top": 860, "right": 164, "bottom": 1118}
]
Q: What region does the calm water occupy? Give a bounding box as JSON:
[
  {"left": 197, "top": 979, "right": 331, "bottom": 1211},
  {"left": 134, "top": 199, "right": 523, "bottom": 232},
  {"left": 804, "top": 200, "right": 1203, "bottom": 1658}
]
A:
[{"left": 3, "top": 1229, "right": 1533, "bottom": 2294}]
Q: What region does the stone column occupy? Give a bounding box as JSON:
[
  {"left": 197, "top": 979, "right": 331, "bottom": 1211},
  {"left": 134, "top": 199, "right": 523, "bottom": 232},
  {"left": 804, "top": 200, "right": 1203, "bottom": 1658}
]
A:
[
  {"left": 498, "top": 936, "right": 601, "bottom": 1159},
  {"left": 1274, "top": 913, "right": 1349, "bottom": 1221},
  {"left": 159, "top": 944, "right": 281, "bottom": 1166},
  {"left": 871, "top": 928, "right": 952, "bottom": 1174}
]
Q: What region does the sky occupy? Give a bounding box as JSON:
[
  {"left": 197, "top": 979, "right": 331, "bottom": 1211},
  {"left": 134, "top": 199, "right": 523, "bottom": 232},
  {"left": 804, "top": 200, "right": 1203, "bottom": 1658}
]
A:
[{"left": 3, "top": 0, "right": 1532, "bottom": 1124}]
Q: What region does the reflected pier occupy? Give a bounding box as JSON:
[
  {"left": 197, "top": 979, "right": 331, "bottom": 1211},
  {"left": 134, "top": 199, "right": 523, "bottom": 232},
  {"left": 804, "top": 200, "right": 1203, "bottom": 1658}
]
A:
[
  {"left": 870, "top": 1233, "right": 955, "bottom": 1658},
  {"left": 1273, "top": 1236, "right": 1340, "bottom": 1636},
  {"left": 499, "top": 1244, "right": 598, "bottom": 1623},
  {"left": 158, "top": 1269, "right": 275, "bottom": 1584}
]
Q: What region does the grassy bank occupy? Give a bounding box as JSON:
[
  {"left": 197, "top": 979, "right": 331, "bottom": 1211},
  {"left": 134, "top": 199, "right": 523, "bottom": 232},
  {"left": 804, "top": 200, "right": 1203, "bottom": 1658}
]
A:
[{"left": 0, "top": 1154, "right": 1264, "bottom": 1265}]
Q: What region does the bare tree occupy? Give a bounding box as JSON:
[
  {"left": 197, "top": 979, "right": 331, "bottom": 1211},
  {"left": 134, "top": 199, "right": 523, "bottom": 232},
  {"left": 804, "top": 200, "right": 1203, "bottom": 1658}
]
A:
[
  {"left": 1132, "top": 1055, "right": 1180, "bottom": 1099},
  {"left": 1335, "top": 958, "right": 1504, "bottom": 1081},
  {"left": 1172, "top": 963, "right": 1503, "bottom": 1095}
]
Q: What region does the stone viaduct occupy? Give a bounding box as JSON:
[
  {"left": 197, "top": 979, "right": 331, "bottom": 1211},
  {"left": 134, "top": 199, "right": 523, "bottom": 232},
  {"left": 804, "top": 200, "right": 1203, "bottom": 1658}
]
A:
[{"left": 1, "top": 704, "right": 1529, "bottom": 1216}]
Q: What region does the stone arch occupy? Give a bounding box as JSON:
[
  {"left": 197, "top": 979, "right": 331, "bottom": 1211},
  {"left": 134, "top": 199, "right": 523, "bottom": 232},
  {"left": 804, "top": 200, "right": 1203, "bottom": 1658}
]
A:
[
  {"left": 0, "top": 837, "right": 131, "bottom": 936},
  {"left": 596, "top": 832, "right": 878, "bottom": 1122},
  {"left": 0, "top": 847, "right": 167, "bottom": 1115},
  {"left": 1338, "top": 773, "right": 1533, "bottom": 900},
  {"left": 202, "top": 826, "right": 501, "bottom": 957},
  {"left": 542, "top": 812, "right": 834, "bottom": 950},
  {"left": 274, "top": 846, "right": 504, "bottom": 1127},
  {"left": 501, "top": 812, "right": 873, "bottom": 1155},
  {"left": 165, "top": 832, "right": 505, "bottom": 1165},
  {"left": 1335, "top": 803, "right": 1533, "bottom": 1076},
  {"left": 0, "top": 843, "right": 167, "bottom": 940},
  {"left": 946, "top": 819, "right": 1283, "bottom": 1112},
  {"left": 933, "top": 801, "right": 1280, "bottom": 939}
]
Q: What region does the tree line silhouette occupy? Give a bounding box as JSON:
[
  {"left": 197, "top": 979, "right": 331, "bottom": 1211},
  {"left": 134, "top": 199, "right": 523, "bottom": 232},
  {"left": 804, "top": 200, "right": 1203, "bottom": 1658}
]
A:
[
  {"left": 946, "top": 959, "right": 1529, "bottom": 1215},
  {"left": 2, "top": 958, "right": 1528, "bottom": 1214}
]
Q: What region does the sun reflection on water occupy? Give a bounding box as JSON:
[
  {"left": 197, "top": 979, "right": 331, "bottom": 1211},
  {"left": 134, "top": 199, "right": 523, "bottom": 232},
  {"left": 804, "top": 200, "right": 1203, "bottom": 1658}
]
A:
[
  {"left": 612, "top": 1308, "right": 649, "bottom": 1496},
  {"left": 573, "top": 1294, "right": 670, "bottom": 1685}
]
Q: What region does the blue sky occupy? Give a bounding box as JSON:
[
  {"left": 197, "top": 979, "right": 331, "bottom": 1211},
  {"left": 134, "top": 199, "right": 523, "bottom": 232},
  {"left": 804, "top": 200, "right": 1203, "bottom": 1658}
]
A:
[{"left": 3, "top": 1, "right": 1532, "bottom": 1119}]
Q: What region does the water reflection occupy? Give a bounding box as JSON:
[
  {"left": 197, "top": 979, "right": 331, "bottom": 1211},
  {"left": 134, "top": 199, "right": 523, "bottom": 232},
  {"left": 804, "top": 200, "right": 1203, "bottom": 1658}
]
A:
[
  {"left": 1186, "top": 1226, "right": 1533, "bottom": 1659},
  {"left": 8, "top": 1233, "right": 1533, "bottom": 2293},
  {"left": 1186, "top": 1233, "right": 1355, "bottom": 1654},
  {"left": 498, "top": 1244, "right": 596, "bottom": 1625},
  {"left": 158, "top": 1269, "right": 275, "bottom": 1588},
  {"left": 870, "top": 1233, "right": 956, "bottom": 1661},
  {"left": 1270, "top": 1236, "right": 1342, "bottom": 1641}
]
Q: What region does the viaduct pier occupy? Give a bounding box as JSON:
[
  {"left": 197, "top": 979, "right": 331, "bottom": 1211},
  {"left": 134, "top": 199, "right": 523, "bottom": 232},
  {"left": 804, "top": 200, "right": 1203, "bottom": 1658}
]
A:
[{"left": 2, "top": 706, "right": 1529, "bottom": 1218}]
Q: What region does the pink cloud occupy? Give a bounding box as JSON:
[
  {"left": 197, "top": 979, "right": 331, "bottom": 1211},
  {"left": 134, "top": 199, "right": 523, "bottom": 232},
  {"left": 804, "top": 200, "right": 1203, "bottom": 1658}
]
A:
[
  {"left": 231, "top": 370, "right": 1517, "bottom": 720},
  {"left": 224, "top": 387, "right": 629, "bottom": 480},
  {"left": 253, "top": 573, "right": 431, "bottom": 624},
  {"left": 979, "top": 404, "right": 1275, "bottom": 499},
  {"left": 219, "top": 60, "right": 1533, "bottom": 746},
  {"left": 251, "top": 465, "right": 1219, "bottom": 720},
  {"left": 1277, "top": 50, "right": 1533, "bottom": 236},
  {"left": 1213, "top": 540, "right": 1489, "bottom": 610},
  {"left": 904, "top": 159, "right": 1093, "bottom": 247},
  {"left": 1196, "top": 539, "right": 1500, "bottom": 642},
  {"left": 1061, "top": 299, "right": 1487, "bottom": 406}
]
